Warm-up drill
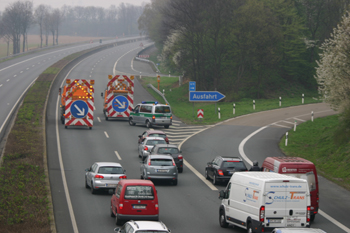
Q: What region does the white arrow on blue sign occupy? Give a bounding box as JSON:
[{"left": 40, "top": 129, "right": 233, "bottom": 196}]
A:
[
  {"left": 71, "top": 100, "right": 88, "bottom": 118},
  {"left": 189, "top": 91, "right": 225, "bottom": 102},
  {"left": 189, "top": 81, "right": 196, "bottom": 91},
  {"left": 112, "top": 95, "right": 129, "bottom": 112}
]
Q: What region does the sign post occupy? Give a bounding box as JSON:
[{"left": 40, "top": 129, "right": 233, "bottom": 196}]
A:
[{"left": 157, "top": 75, "right": 160, "bottom": 90}]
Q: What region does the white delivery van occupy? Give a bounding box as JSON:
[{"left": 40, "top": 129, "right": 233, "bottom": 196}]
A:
[{"left": 219, "top": 172, "right": 311, "bottom": 233}]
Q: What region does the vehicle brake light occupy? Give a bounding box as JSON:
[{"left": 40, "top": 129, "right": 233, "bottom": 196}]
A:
[
  {"left": 94, "top": 175, "right": 104, "bottom": 179},
  {"left": 307, "top": 206, "right": 310, "bottom": 222},
  {"left": 172, "top": 159, "right": 176, "bottom": 166},
  {"left": 152, "top": 115, "right": 155, "bottom": 120},
  {"left": 148, "top": 160, "right": 151, "bottom": 166},
  {"left": 178, "top": 155, "right": 183, "bottom": 160},
  {"left": 144, "top": 146, "right": 148, "bottom": 151},
  {"left": 119, "top": 203, "right": 123, "bottom": 210},
  {"left": 283, "top": 180, "right": 290, "bottom": 182},
  {"left": 119, "top": 175, "right": 127, "bottom": 179},
  {"left": 218, "top": 170, "right": 224, "bottom": 176},
  {"left": 170, "top": 116, "right": 172, "bottom": 120},
  {"left": 155, "top": 204, "right": 158, "bottom": 210},
  {"left": 260, "top": 206, "right": 265, "bottom": 222},
  {"left": 165, "top": 137, "right": 169, "bottom": 143}
]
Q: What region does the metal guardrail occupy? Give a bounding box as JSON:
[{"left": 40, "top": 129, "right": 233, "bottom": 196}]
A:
[
  {"left": 135, "top": 43, "right": 160, "bottom": 73},
  {"left": 147, "top": 84, "right": 169, "bottom": 105}
]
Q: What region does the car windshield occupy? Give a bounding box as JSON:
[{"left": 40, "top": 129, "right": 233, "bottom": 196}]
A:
[
  {"left": 150, "top": 159, "right": 173, "bottom": 166},
  {"left": 98, "top": 166, "right": 124, "bottom": 174},
  {"left": 158, "top": 148, "right": 179, "bottom": 154},
  {"left": 146, "top": 140, "right": 166, "bottom": 146},
  {"left": 223, "top": 161, "right": 246, "bottom": 169},
  {"left": 154, "top": 106, "right": 171, "bottom": 113},
  {"left": 124, "top": 186, "right": 154, "bottom": 200}
]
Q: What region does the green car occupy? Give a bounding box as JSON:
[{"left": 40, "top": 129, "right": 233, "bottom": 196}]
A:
[{"left": 129, "top": 101, "right": 172, "bottom": 128}]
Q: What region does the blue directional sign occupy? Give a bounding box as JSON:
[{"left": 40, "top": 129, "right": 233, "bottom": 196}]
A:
[
  {"left": 71, "top": 100, "right": 88, "bottom": 118},
  {"left": 112, "top": 95, "right": 129, "bottom": 112},
  {"left": 189, "top": 81, "right": 196, "bottom": 91},
  {"left": 189, "top": 91, "right": 226, "bottom": 102}
]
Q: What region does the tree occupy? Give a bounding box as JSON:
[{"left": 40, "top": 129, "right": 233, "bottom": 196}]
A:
[{"left": 35, "top": 4, "right": 48, "bottom": 48}]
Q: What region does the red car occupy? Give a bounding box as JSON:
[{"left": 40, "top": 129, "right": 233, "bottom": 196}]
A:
[
  {"left": 110, "top": 179, "right": 159, "bottom": 225},
  {"left": 138, "top": 130, "right": 169, "bottom": 144}
]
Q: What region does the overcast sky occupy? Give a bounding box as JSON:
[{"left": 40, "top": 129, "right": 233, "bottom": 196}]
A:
[{"left": 1, "top": 0, "right": 150, "bottom": 12}]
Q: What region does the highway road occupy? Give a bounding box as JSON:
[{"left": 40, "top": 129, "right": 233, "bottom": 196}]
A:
[{"left": 44, "top": 41, "right": 350, "bottom": 233}]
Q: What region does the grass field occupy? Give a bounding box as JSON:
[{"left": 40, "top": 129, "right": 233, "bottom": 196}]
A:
[{"left": 0, "top": 35, "right": 104, "bottom": 59}]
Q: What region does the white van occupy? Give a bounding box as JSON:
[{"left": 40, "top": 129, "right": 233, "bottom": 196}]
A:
[{"left": 219, "top": 172, "right": 311, "bottom": 233}]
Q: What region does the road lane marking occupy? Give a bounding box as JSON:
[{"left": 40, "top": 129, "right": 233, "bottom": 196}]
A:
[
  {"left": 104, "top": 131, "right": 109, "bottom": 138},
  {"left": 319, "top": 209, "right": 350, "bottom": 232},
  {"left": 97, "top": 117, "right": 101, "bottom": 122},
  {"left": 7, "top": 79, "right": 10, "bottom": 82},
  {"left": 294, "top": 117, "right": 305, "bottom": 122},
  {"left": 114, "top": 151, "right": 122, "bottom": 160},
  {"left": 281, "top": 120, "right": 294, "bottom": 125},
  {"left": 0, "top": 84, "right": 2, "bottom": 87},
  {"left": 184, "top": 160, "right": 217, "bottom": 190},
  {"left": 270, "top": 123, "right": 290, "bottom": 128}
]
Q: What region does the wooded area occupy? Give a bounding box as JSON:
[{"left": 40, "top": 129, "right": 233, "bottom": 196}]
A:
[
  {"left": 0, "top": 1, "right": 143, "bottom": 56},
  {"left": 138, "top": 0, "right": 350, "bottom": 100}
]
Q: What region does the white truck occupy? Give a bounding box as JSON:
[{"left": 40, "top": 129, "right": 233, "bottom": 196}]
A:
[{"left": 219, "top": 172, "right": 311, "bottom": 233}]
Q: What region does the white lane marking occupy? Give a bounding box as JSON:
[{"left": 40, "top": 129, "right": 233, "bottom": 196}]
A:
[
  {"left": 0, "top": 84, "right": 2, "bottom": 87},
  {"left": 97, "top": 117, "right": 101, "bottom": 122},
  {"left": 270, "top": 123, "right": 290, "bottom": 128},
  {"left": 184, "top": 160, "right": 217, "bottom": 190},
  {"left": 0, "top": 78, "right": 37, "bottom": 135},
  {"left": 319, "top": 209, "right": 350, "bottom": 232},
  {"left": 13, "top": 75, "right": 17, "bottom": 77},
  {"left": 7, "top": 79, "right": 10, "bottom": 82},
  {"left": 281, "top": 120, "right": 294, "bottom": 125},
  {"left": 114, "top": 151, "right": 122, "bottom": 160},
  {"left": 294, "top": 117, "right": 306, "bottom": 122},
  {"left": 104, "top": 131, "right": 109, "bottom": 138},
  {"left": 26, "top": 68, "right": 29, "bottom": 70},
  {"left": 89, "top": 75, "right": 91, "bottom": 78},
  {"left": 20, "top": 71, "right": 23, "bottom": 73},
  {"left": 92, "top": 68, "right": 94, "bottom": 70}
]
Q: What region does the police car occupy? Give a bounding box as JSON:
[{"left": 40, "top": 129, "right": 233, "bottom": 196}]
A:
[{"left": 129, "top": 101, "right": 172, "bottom": 128}]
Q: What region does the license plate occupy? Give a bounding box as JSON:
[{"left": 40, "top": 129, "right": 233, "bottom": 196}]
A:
[
  {"left": 157, "top": 169, "right": 168, "bottom": 173},
  {"left": 105, "top": 184, "right": 117, "bottom": 187},
  {"left": 268, "top": 219, "right": 282, "bottom": 223},
  {"left": 133, "top": 205, "right": 146, "bottom": 209}
]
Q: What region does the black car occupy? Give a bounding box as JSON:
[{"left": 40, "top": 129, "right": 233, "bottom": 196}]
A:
[
  {"left": 149, "top": 144, "right": 183, "bottom": 173},
  {"left": 205, "top": 156, "right": 248, "bottom": 184}
]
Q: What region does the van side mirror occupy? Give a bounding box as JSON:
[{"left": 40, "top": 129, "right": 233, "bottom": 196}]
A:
[
  {"left": 101, "top": 92, "right": 103, "bottom": 97},
  {"left": 219, "top": 190, "right": 226, "bottom": 200}
]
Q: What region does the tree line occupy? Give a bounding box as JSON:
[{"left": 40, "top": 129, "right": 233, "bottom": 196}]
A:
[
  {"left": 138, "top": 0, "right": 350, "bottom": 100},
  {"left": 0, "top": 1, "right": 143, "bottom": 56}
]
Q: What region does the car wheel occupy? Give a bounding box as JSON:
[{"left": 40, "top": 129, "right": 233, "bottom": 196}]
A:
[
  {"left": 219, "top": 210, "right": 228, "bottom": 228},
  {"left": 173, "top": 179, "right": 178, "bottom": 186},
  {"left": 116, "top": 215, "right": 123, "bottom": 226},
  {"left": 164, "top": 125, "right": 169, "bottom": 129},
  {"left": 129, "top": 118, "right": 135, "bottom": 126},
  {"left": 110, "top": 205, "right": 115, "bottom": 217},
  {"left": 212, "top": 173, "right": 217, "bottom": 185},
  {"left": 146, "top": 121, "right": 152, "bottom": 128},
  {"left": 205, "top": 169, "right": 209, "bottom": 180},
  {"left": 91, "top": 182, "right": 97, "bottom": 194},
  {"left": 65, "top": 126, "right": 67, "bottom": 129},
  {"left": 178, "top": 167, "right": 183, "bottom": 173},
  {"left": 85, "top": 176, "right": 89, "bottom": 189},
  {"left": 247, "top": 223, "right": 253, "bottom": 233}
]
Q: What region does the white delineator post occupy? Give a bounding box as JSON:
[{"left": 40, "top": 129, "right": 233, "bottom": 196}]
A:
[
  {"left": 311, "top": 111, "right": 314, "bottom": 122},
  {"left": 233, "top": 103, "right": 235, "bottom": 115},
  {"left": 302, "top": 93, "right": 304, "bottom": 104},
  {"left": 279, "top": 97, "right": 281, "bottom": 107},
  {"left": 253, "top": 100, "right": 255, "bottom": 110},
  {"left": 294, "top": 121, "right": 296, "bottom": 131},
  {"left": 285, "top": 132, "right": 288, "bottom": 146},
  {"left": 218, "top": 107, "right": 221, "bottom": 119}
]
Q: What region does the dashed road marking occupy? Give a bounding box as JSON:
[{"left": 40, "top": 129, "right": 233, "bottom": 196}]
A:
[
  {"left": 114, "top": 151, "right": 122, "bottom": 160},
  {"left": 104, "top": 131, "right": 109, "bottom": 138}
]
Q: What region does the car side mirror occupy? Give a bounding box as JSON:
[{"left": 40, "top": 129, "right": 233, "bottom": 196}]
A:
[
  {"left": 114, "top": 227, "right": 120, "bottom": 232},
  {"left": 138, "top": 135, "right": 142, "bottom": 138},
  {"left": 179, "top": 150, "right": 182, "bottom": 153},
  {"left": 101, "top": 92, "right": 103, "bottom": 97},
  {"left": 85, "top": 168, "right": 91, "bottom": 172},
  {"left": 124, "top": 170, "right": 126, "bottom": 173}
]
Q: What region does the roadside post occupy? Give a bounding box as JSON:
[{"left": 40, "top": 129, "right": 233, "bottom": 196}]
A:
[
  {"left": 294, "top": 121, "right": 296, "bottom": 131},
  {"left": 197, "top": 109, "right": 204, "bottom": 121},
  {"left": 157, "top": 75, "right": 160, "bottom": 90},
  {"left": 302, "top": 94, "right": 304, "bottom": 104},
  {"left": 189, "top": 81, "right": 196, "bottom": 118},
  {"left": 218, "top": 107, "right": 221, "bottom": 119},
  {"left": 233, "top": 103, "right": 235, "bottom": 115},
  {"left": 253, "top": 100, "right": 255, "bottom": 110},
  {"left": 279, "top": 97, "right": 281, "bottom": 107},
  {"left": 311, "top": 111, "right": 314, "bottom": 122},
  {"left": 285, "top": 132, "right": 288, "bottom": 146}
]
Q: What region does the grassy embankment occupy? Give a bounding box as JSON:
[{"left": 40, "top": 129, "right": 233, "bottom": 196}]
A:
[
  {"left": 0, "top": 49, "right": 97, "bottom": 233},
  {"left": 139, "top": 76, "right": 350, "bottom": 191}
]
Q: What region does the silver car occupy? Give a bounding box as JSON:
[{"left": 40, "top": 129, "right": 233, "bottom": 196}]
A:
[
  {"left": 140, "top": 155, "right": 178, "bottom": 185},
  {"left": 85, "top": 162, "right": 126, "bottom": 194},
  {"left": 138, "top": 136, "right": 166, "bottom": 160}
]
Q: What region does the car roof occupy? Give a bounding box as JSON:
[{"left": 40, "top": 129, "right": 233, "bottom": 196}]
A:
[
  {"left": 220, "top": 157, "right": 242, "bottom": 161},
  {"left": 149, "top": 154, "right": 174, "bottom": 159},
  {"left": 119, "top": 179, "right": 154, "bottom": 186},
  {"left": 146, "top": 130, "right": 166, "bottom": 134},
  {"left": 273, "top": 228, "right": 326, "bottom": 233},
  {"left": 144, "top": 137, "right": 166, "bottom": 141},
  {"left": 95, "top": 162, "right": 122, "bottom": 167},
  {"left": 153, "top": 144, "right": 178, "bottom": 148},
  {"left": 128, "top": 221, "right": 169, "bottom": 231}
]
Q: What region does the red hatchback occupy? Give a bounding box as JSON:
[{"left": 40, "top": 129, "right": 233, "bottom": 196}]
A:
[
  {"left": 138, "top": 130, "right": 169, "bottom": 144},
  {"left": 110, "top": 179, "right": 159, "bottom": 225}
]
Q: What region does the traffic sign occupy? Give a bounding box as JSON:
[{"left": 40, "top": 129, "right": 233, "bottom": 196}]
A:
[
  {"left": 197, "top": 109, "right": 204, "bottom": 118},
  {"left": 189, "top": 81, "right": 196, "bottom": 91},
  {"left": 189, "top": 91, "right": 225, "bottom": 102},
  {"left": 70, "top": 100, "right": 88, "bottom": 118},
  {"left": 112, "top": 95, "right": 129, "bottom": 112}
]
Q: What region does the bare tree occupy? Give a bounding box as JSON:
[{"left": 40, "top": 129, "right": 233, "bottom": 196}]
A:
[
  {"left": 2, "top": 2, "right": 22, "bottom": 54},
  {"left": 20, "top": 1, "right": 33, "bottom": 52},
  {"left": 35, "top": 4, "right": 48, "bottom": 48}
]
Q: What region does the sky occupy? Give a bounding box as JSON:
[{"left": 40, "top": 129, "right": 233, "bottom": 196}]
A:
[{"left": 1, "top": 0, "right": 150, "bottom": 12}]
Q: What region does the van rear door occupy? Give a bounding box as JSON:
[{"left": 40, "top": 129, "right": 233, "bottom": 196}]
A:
[{"left": 264, "top": 181, "right": 288, "bottom": 228}]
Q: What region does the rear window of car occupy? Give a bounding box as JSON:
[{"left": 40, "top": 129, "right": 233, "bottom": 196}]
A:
[
  {"left": 150, "top": 159, "right": 173, "bottom": 166},
  {"left": 136, "top": 231, "right": 169, "bottom": 233},
  {"left": 155, "top": 106, "right": 171, "bottom": 113},
  {"left": 124, "top": 186, "right": 154, "bottom": 200},
  {"left": 222, "top": 161, "right": 247, "bottom": 170},
  {"left": 158, "top": 148, "right": 179, "bottom": 154},
  {"left": 146, "top": 139, "right": 166, "bottom": 145},
  {"left": 149, "top": 133, "right": 166, "bottom": 139},
  {"left": 98, "top": 166, "right": 124, "bottom": 174}
]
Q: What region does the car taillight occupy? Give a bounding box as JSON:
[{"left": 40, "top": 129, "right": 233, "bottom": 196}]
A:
[
  {"left": 155, "top": 204, "right": 158, "bottom": 210},
  {"left": 172, "top": 159, "right": 176, "bottom": 166},
  {"left": 260, "top": 206, "right": 265, "bottom": 222},
  {"left": 178, "top": 155, "right": 183, "bottom": 160},
  {"left": 218, "top": 170, "right": 224, "bottom": 176},
  {"left": 94, "top": 175, "right": 104, "bottom": 179},
  {"left": 165, "top": 137, "right": 169, "bottom": 143},
  {"left": 144, "top": 146, "right": 148, "bottom": 151},
  {"left": 307, "top": 206, "right": 311, "bottom": 222},
  {"left": 119, "top": 175, "right": 127, "bottom": 179},
  {"left": 119, "top": 204, "right": 123, "bottom": 210},
  {"left": 148, "top": 160, "right": 151, "bottom": 166},
  {"left": 170, "top": 116, "right": 172, "bottom": 120},
  {"left": 152, "top": 115, "right": 155, "bottom": 120}
]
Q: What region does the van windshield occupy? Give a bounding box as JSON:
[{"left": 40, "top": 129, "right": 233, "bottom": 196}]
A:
[
  {"left": 124, "top": 186, "right": 154, "bottom": 200},
  {"left": 283, "top": 172, "right": 316, "bottom": 191}
]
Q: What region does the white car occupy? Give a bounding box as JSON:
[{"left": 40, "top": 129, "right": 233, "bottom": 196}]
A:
[
  {"left": 114, "top": 220, "right": 171, "bottom": 233},
  {"left": 272, "top": 228, "right": 326, "bottom": 233},
  {"left": 138, "top": 136, "right": 166, "bottom": 160}
]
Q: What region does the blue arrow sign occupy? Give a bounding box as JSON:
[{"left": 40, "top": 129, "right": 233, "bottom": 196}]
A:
[
  {"left": 189, "top": 81, "right": 196, "bottom": 91},
  {"left": 71, "top": 100, "right": 88, "bottom": 118},
  {"left": 189, "top": 91, "right": 226, "bottom": 102},
  {"left": 112, "top": 95, "right": 129, "bottom": 112}
]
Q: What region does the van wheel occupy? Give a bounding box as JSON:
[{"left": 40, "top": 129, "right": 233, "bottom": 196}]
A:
[
  {"left": 164, "top": 125, "right": 169, "bottom": 129},
  {"left": 310, "top": 214, "right": 315, "bottom": 222},
  {"left": 247, "top": 223, "right": 253, "bottom": 233},
  {"left": 219, "top": 210, "right": 228, "bottom": 228},
  {"left": 110, "top": 205, "right": 115, "bottom": 217},
  {"left": 146, "top": 121, "right": 152, "bottom": 128},
  {"left": 116, "top": 215, "right": 123, "bottom": 225},
  {"left": 129, "top": 118, "right": 135, "bottom": 126},
  {"left": 212, "top": 174, "right": 217, "bottom": 185}
]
